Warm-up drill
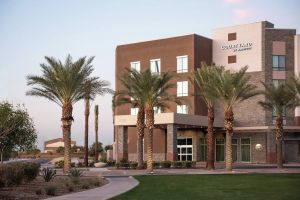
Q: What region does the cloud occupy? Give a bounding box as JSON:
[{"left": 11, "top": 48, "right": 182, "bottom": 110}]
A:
[
  {"left": 224, "top": 0, "right": 244, "bottom": 4},
  {"left": 234, "top": 9, "right": 250, "bottom": 19}
]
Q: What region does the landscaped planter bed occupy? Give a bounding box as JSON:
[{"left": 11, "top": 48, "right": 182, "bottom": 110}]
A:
[{"left": 0, "top": 175, "right": 107, "bottom": 199}]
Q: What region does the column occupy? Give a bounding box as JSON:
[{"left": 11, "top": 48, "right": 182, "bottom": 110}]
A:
[
  {"left": 116, "top": 126, "right": 128, "bottom": 162},
  {"left": 166, "top": 124, "right": 178, "bottom": 161}
]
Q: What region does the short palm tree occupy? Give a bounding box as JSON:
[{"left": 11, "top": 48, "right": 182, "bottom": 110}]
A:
[
  {"left": 215, "top": 66, "right": 257, "bottom": 171},
  {"left": 191, "top": 63, "right": 222, "bottom": 170},
  {"left": 26, "top": 55, "right": 99, "bottom": 173},
  {"left": 83, "top": 79, "right": 112, "bottom": 167},
  {"left": 258, "top": 81, "right": 299, "bottom": 168}
]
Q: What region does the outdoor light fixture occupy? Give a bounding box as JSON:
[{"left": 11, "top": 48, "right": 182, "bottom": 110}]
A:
[{"left": 255, "top": 144, "right": 263, "bottom": 151}]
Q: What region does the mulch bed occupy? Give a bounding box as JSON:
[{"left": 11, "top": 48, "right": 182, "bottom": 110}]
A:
[{"left": 0, "top": 175, "right": 108, "bottom": 200}]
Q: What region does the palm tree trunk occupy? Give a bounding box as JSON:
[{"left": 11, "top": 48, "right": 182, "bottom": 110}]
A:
[
  {"left": 61, "top": 103, "right": 73, "bottom": 174},
  {"left": 84, "top": 98, "right": 90, "bottom": 167},
  {"left": 0, "top": 151, "right": 3, "bottom": 164},
  {"left": 95, "top": 105, "right": 99, "bottom": 163},
  {"left": 137, "top": 108, "right": 145, "bottom": 169},
  {"left": 145, "top": 107, "right": 154, "bottom": 172},
  {"left": 207, "top": 106, "right": 215, "bottom": 170},
  {"left": 275, "top": 113, "right": 283, "bottom": 168},
  {"left": 224, "top": 107, "right": 234, "bottom": 171}
]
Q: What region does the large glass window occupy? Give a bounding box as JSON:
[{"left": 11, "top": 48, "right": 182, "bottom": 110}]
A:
[
  {"left": 150, "top": 59, "right": 161, "bottom": 74},
  {"left": 177, "top": 105, "right": 188, "bottom": 114},
  {"left": 130, "top": 61, "right": 140, "bottom": 72},
  {"left": 241, "top": 138, "right": 251, "bottom": 162},
  {"left": 199, "top": 138, "right": 207, "bottom": 161},
  {"left": 215, "top": 138, "right": 225, "bottom": 162},
  {"left": 272, "top": 79, "right": 285, "bottom": 88},
  {"left": 130, "top": 107, "right": 138, "bottom": 115},
  {"left": 232, "top": 139, "right": 238, "bottom": 162},
  {"left": 177, "top": 138, "right": 193, "bottom": 161},
  {"left": 272, "top": 55, "right": 285, "bottom": 71},
  {"left": 177, "top": 55, "right": 188, "bottom": 73},
  {"left": 177, "top": 81, "right": 188, "bottom": 97}
]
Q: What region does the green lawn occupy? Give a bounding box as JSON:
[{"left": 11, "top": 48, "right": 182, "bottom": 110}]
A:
[{"left": 112, "top": 174, "right": 300, "bottom": 200}]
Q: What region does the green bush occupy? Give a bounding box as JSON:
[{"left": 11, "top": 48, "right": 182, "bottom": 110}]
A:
[
  {"left": 81, "top": 183, "right": 90, "bottom": 189},
  {"left": 160, "top": 161, "right": 171, "bottom": 168},
  {"left": 129, "top": 162, "right": 138, "bottom": 169},
  {"left": 35, "top": 188, "right": 43, "bottom": 195},
  {"left": 153, "top": 161, "right": 160, "bottom": 169},
  {"left": 41, "top": 167, "right": 56, "bottom": 182},
  {"left": 88, "top": 177, "right": 101, "bottom": 186},
  {"left": 23, "top": 162, "right": 40, "bottom": 182},
  {"left": 100, "top": 157, "right": 107, "bottom": 163},
  {"left": 68, "top": 186, "right": 74, "bottom": 192},
  {"left": 172, "top": 161, "right": 183, "bottom": 168},
  {"left": 55, "top": 160, "right": 64, "bottom": 168},
  {"left": 107, "top": 161, "right": 115, "bottom": 166},
  {"left": 4, "top": 163, "right": 24, "bottom": 186},
  {"left": 69, "top": 168, "right": 83, "bottom": 178},
  {"left": 116, "top": 159, "right": 129, "bottom": 169},
  {"left": 45, "top": 185, "right": 57, "bottom": 196}
]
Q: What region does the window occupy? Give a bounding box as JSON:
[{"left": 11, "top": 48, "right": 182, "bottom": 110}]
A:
[
  {"left": 154, "top": 106, "right": 161, "bottom": 114},
  {"left": 272, "top": 79, "right": 285, "bottom": 87},
  {"left": 241, "top": 138, "right": 251, "bottom": 162},
  {"left": 272, "top": 55, "right": 285, "bottom": 71},
  {"left": 232, "top": 139, "right": 238, "bottom": 162},
  {"left": 177, "top": 55, "right": 188, "bottom": 73},
  {"left": 130, "top": 107, "right": 138, "bottom": 115},
  {"left": 199, "top": 138, "right": 207, "bottom": 161},
  {"left": 215, "top": 138, "right": 225, "bottom": 161},
  {"left": 130, "top": 61, "right": 140, "bottom": 72},
  {"left": 177, "top": 138, "right": 193, "bottom": 161},
  {"left": 228, "top": 55, "right": 236, "bottom": 64},
  {"left": 177, "top": 81, "right": 188, "bottom": 97},
  {"left": 228, "top": 33, "right": 237, "bottom": 41},
  {"left": 272, "top": 107, "right": 286, "bottom": 119},
  {"left": 177, "top": 105, "right": 188, "bottom": 114},
  {"left": 150, "top": 59, "right": 161, "bottom": 74}
]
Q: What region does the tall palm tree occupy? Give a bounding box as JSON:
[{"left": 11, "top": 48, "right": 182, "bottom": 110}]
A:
[
  {"left": 26, "top": 55, "right": 99, "bottom": 173},
  {"left": 94, "top": 105, "right": 99, "bottom": 162},
  {"left": 191, "top": 63, "right": 221, "bottom": 170},
  {"left": 258, "top": 81, "right": 299, "bottom": 168},
  {"left": 115, "top": 69, "right": 146, "bottom": 169},
  {"left": 215, "top": 66, "right": 257, "bottom": 171},
  {"left": 83, "top": 79, "right": 112, "bottom": 167}
]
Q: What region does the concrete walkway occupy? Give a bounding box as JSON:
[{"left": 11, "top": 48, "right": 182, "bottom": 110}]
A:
[{"left": 47, "top": 176, "right": 139, "bottom": 200}]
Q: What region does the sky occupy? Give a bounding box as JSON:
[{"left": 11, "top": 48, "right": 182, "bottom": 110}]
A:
[{"left": 0, "top": 0, "right": 299, "bottom": 150}]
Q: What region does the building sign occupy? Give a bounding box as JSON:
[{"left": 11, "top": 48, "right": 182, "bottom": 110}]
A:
[{"left": 221, "top": 42, "right": 253, "bottom": 52}]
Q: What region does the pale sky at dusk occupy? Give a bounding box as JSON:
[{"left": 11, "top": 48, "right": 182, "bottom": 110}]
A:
[{"left": 0, "top": 0, "right": 299, "bottom": 149}]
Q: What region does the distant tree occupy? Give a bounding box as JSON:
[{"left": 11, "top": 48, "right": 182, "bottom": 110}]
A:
[
  {"left": 56, "top": 146, "right": 64, "bottom": 154},
  {"left": 104, "top": 145, "right": 113, "bottom": 152},
  {"left": 0, "top": 102, "right": 37, "bottom": 163},
  {"left": 88, "top": 142, "right": 103, "bottom": 157}
]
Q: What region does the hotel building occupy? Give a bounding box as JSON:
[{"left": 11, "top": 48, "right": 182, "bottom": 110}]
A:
[{"left": 114, "top": 21, "right": 300, "bottom": 164}]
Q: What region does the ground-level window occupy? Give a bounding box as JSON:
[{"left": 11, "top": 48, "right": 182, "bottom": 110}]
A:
[
  {"left": 232, "top": 139, "right": 238, "bottom": 162},
  {"left": 130, "top": 107, "right": 138, "bottom": 115},
  {"left": 241, "top": 138, "right": 251, "bottom": 162},
  {"left": 177, "top": 138, "right": 193, "bottom": 161},
  {"left": 215, "top": 138, "right": 225, "bottom": 161},
  {"left": 199, "top": 138, "right": 207, "bottom": 161}
]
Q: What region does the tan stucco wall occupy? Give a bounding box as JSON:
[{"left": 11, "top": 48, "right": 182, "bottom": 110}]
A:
[{"left": 212, "top": 22, "right": 263, "bottom": 72}]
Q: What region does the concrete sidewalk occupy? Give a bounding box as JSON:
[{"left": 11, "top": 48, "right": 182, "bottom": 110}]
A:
[{"left": 47, "top": 176, "right": 139, "bottom": 200}]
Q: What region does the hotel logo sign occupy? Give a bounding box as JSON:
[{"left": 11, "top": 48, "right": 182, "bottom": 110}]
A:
[{"left": 221, "top": 42, "right": 253, "bottom": 52}]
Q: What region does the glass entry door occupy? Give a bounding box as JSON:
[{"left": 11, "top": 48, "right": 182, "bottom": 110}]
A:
[{"left": 177, "top": 138, "right": 193, "bottom": 161}]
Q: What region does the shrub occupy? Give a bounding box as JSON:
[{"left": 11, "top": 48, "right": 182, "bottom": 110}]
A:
[
  {"left": 160, "top": 161, "right": 171, "bottom": 168},
  {"left": 81, "top": 183, "right": 89, "bottom": 189},
  {"left": 129, "top": 162, "right": 138, "bottom": 169},
  {"left": 107, "top": 161, "right": 115, "bottom": 166},
  {"left": 71, "top": 177, "right": 80, "bottom": 185},
  {"left": 153, "top": 161, "right": 160, "bottom": 169},
  {"left": 35, "top": 188, "right": 43, "bottom": 195},
  {"left": 45, "top": 185, "right": 57, "bottom": 196},
  {"left": 172, "top": 161, "right": 183, "bottom": 168},
  {"left": 100, "top": 157, "right": 107, "bottom": 163},
  {"left": 4, "top": 163, "right": 24, "bottom": 186},
  {"left": 68, "top": 186, "right": 74, "bottom": 192},
  {"left": 89, "top": 177, "right": 101, "bottom": 187},
  {"left": 88, "top": 162, "right": 95, "bottom": 167},
  {"left": 69, "top": 168, "right": 83, "bottom": 178},
  {"left": 116, "top": 159, "right": 129, "bottom": 169},
  {"left": 23, "top": 162, "right": 40, "bottom": 182},
  {"left": 41, "top": 167, "right": 56, "bottom": 182},
  {"left": 55, "top": 160, "right": 64, "bottom": 168}
]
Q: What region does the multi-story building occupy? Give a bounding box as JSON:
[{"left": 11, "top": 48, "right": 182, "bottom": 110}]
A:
[{"left": 114, "top": 21, "right": 300, "bottom": 164}]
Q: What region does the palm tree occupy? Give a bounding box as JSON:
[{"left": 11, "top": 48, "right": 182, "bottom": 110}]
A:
[
  {"left": 26, "top": 55, "right": 100, "bottom": 173},
  {"left": 191, "top": 63, "right": 221, "bottom": 170},
  {"left": 258, "top": 81, "right": 299, "bottom": 168},
  {"left": 116, "top": 69, "right": 180, "bottom": 172},
  {"left": 215, "top": 66, "right": 257, "bottom": 171},
  {"left": 94, "top": 105, "right": 99, "bottom": 162},
  {"left": 115, "top": 69, "right": 146, "bottom": 169},
  {"left": 83, "top": 79, "right": 112, "bottom": 167}
]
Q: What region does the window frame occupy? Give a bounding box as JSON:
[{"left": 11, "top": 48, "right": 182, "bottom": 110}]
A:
[
  {"left": 150, "top": 58, "right": 161, "bottom": 74},
  {"left": 130, "top": 61, "right": 141, "bottom": 72},
  {"left": 176, "top": 55, "right": 188, "bottom": 73},
  {"left": 215, "top": 138, "right": 225, "bottom": 162},
  {"left": 272, "top": 55, "right": 286, "bottom": 71},
  {"left": 177, "top": 137, "right": 193, "bottom": 161},
  {"left": 240, "top": 138, "right": 251, "bottom": 162},
  {"left": 130, "top": 107, "right": 139, "bottom": 115},
  {"left": 177, "top": 104, "right": 188, "bottom": 114},
  {"left": 177, "top": 81, "right": 188, "bottom": 97}
]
